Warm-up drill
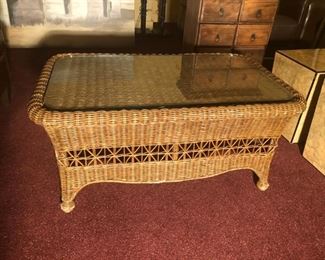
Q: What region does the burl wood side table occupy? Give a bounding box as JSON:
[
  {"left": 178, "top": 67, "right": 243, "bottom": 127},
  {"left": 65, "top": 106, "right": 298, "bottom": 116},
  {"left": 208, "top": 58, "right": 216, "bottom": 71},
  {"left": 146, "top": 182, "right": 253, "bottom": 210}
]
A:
[
  {"left": 273, "top": 49, "right": 325, "bottom": 175},
  {"left": 28, "top": 53, "right": 305, "bottom": 213}
]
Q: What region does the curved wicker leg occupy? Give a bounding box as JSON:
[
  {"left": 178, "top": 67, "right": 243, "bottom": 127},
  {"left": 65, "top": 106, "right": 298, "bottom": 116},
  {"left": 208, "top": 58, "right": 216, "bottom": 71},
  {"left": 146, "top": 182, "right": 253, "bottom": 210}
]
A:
[
  {"left": 256, "top": 177, "right": 270, "bottom": 191},
  {"left": 60, "top": 200, "right": 75, "bottom": 213},
  {"left": 253, "top": 157, "right": 272, "bottom": 191},
  {"left": 58, "top": 166, "right": 76, "bottom": 213}
]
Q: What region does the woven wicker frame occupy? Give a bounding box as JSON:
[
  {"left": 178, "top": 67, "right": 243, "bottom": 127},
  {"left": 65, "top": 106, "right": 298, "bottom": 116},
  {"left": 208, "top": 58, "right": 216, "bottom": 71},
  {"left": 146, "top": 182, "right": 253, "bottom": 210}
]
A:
[{"left": 28, "top": 53, "right": 305, "bottom": 213}]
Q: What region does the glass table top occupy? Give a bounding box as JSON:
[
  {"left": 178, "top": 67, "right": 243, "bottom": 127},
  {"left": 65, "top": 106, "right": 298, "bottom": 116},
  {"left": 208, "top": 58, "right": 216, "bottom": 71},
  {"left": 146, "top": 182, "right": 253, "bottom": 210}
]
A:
[
  {"left": 44, "top": 53, "right": 295, "bottom": 111},
  {"left": 278, "top": 49, "right": 325, "bottom": 73}
]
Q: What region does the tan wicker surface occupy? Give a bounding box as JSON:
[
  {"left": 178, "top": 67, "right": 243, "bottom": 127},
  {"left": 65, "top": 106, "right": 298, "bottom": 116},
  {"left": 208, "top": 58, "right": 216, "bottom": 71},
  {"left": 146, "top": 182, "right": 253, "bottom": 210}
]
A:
[{"left": 28, "top": 53, "right": 305, "bottom": 213}]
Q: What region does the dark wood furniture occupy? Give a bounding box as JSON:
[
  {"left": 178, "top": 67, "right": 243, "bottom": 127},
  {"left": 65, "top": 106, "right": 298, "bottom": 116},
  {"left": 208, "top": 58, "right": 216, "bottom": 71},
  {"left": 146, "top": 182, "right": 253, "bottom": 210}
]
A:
[
  {"left": 269, "top": 0, "right": 325, "bottom": 47},
  {"left": 264, "top": 0, "right": 325, "bottom": 67},
  {"left": 183, "top": 0, "right": 279, "bottom": 62}
]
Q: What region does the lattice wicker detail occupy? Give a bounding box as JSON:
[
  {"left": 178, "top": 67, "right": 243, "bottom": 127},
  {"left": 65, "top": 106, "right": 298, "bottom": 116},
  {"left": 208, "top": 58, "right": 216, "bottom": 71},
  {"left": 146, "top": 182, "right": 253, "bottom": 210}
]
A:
[{"left": 62, "top": 138, "right": 277, "bottom": 168}]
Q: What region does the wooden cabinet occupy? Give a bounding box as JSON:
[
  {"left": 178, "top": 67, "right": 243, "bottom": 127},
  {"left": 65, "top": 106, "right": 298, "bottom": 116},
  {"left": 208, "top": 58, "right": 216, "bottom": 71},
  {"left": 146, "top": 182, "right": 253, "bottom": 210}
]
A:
[{"left": 183, "top": 0, "right": 278, "bottom": 62}]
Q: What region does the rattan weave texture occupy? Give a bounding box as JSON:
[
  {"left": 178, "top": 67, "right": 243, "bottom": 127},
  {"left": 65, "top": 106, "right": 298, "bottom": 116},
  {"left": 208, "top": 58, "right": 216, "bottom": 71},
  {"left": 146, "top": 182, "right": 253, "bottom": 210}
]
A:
[{"left": 28, "top": 53, "right": 305, "bottom": 213}]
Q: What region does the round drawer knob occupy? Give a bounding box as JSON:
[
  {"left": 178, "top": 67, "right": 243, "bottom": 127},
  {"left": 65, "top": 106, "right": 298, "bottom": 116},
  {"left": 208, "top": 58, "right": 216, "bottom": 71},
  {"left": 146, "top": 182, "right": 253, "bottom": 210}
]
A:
[
  {"left": 218, "top": 7, "right": 224, "bottom": 17},
  {"left": 256, "top": 9, "right": 262, "bottom": 19},
  {"left": 250, "top": 33, "right": 256, "bottom": 42},
  {"left": 215, "top": 34, "right": 221, "bottom": 42}
]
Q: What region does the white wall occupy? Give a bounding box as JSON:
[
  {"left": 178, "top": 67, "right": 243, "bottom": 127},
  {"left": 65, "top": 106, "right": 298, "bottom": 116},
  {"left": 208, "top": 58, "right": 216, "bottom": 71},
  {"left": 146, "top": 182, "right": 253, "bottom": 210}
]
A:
[
  {"left": 2, "top": 0, "right": 135, "bottom": 47},
  {"left": 71, "top": 0, "right": 88, "bottom": 19},
  {"left": 0, "top": 0, "right": 11, "bottom": 26},
  {"left": 43, "top": 0, "right": 65, "bottom": 21},
  {"left": 87, "top": 0, "right": 124, "bottom": 20}
]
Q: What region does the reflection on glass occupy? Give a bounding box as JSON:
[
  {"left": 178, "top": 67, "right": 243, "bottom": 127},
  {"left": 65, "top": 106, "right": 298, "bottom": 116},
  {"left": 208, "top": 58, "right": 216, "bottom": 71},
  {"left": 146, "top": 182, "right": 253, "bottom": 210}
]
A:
[
  {"left": 279, "top": 49, "right": 325, "bottom": 72},
  {"left": 44, "top": 53, "right": 294, "bottom": 111},
  {"left": 178, "top": 54, "right": 263, "bottom": 100}
]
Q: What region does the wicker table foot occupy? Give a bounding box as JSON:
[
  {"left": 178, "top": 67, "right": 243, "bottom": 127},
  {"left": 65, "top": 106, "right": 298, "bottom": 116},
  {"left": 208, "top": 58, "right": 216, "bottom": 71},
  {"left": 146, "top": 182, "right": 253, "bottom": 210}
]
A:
[
  {"left": 60, "top": 201, "right": 75, "bottom": 213},
  {"left": 253, "top": 161, "right": 271, "bottom": 191},
  {"left": 256, "top": 180, "right": 270, "bottom": 191}
]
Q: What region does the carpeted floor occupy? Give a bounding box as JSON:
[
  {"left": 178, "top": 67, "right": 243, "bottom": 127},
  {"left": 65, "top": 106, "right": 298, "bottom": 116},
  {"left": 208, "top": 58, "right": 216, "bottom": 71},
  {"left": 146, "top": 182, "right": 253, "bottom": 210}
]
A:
[{"left": 0, "top": 45, "right": 324, "bottom": 259}]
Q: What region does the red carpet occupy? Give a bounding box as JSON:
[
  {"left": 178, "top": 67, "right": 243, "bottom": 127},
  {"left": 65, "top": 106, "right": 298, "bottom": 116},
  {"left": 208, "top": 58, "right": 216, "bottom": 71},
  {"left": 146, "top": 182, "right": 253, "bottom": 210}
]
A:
[{"left": 0, "top": 48, "right": 324, "bottom": 259}]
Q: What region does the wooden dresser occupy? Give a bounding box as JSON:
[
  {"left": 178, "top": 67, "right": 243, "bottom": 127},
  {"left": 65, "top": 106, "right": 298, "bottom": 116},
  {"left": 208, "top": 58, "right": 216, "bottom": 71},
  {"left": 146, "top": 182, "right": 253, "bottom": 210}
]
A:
[{"left": 183, "top": 0, "right": 279, "bottom": 61}]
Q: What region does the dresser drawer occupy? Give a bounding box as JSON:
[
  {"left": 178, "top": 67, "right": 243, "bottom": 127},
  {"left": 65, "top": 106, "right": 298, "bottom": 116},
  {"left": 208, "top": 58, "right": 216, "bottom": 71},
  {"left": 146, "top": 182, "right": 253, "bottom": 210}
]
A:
[
  {"left": 198, "top": 24, "right": 236, "bottom": 46},
  {"left": 236, "top": 24, "right": 271, "bottom": 46},
  {"left": 201, "top": 0, "right": 242, "bottom": 23},
  {"left": 240, "top": 0, "right": 278, "bottom": 22}
]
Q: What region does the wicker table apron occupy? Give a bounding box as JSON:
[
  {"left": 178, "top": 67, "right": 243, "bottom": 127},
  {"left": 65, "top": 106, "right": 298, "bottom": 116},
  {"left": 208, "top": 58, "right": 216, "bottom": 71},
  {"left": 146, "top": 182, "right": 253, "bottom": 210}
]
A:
[{"left": 28, "top": 53, "right": 305, "bottom": 213}]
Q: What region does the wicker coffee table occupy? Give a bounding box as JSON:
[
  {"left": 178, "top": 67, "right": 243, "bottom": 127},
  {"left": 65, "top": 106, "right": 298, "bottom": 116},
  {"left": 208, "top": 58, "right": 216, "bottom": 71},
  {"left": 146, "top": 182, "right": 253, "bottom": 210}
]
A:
[{"left": 28, "top": 53, "right": 305, "bottom": 213}]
